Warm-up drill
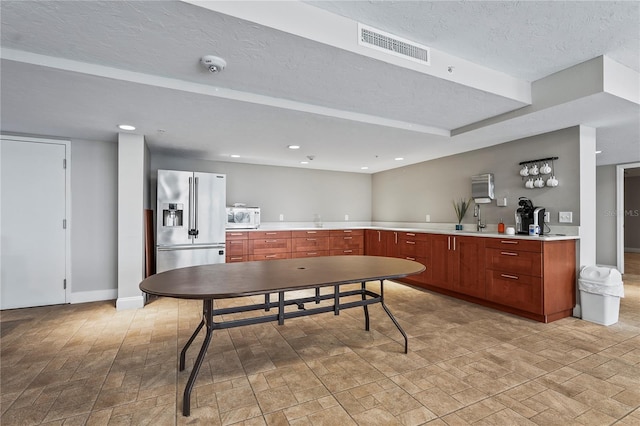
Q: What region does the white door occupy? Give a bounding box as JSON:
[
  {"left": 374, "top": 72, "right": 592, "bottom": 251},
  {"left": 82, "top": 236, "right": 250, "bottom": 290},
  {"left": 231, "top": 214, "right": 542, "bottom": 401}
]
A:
[{"left": 1, "top": 138, "right": 68, "bottom": 309}]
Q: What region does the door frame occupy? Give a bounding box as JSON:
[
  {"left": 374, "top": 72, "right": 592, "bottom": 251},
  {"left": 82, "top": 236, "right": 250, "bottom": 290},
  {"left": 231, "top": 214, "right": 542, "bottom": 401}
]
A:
[
  {"left": 616, "top": 161, "right": 640, "bottom": 274},
  {"left": 1, "top": 134, "right": 72, "bottom": 302}
]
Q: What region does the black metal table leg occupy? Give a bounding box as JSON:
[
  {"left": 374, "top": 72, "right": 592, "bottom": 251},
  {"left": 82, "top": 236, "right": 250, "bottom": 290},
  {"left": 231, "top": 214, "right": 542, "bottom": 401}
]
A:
[
  {"left": 379, "top": 280, "right": 408, "bottom": 354},
  {"left": 180, "top": 319, "right": 204, "bottom": 371},
  {"left": 182, "top": 299, "right": 214, "bottom": 416},
  {"left": 361, "top": 281, "right": 370, "bottom": 331}
]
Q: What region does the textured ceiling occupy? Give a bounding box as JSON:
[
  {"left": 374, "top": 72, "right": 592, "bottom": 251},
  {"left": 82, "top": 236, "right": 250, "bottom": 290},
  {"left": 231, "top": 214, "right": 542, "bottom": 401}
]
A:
[{"left": 1, "top": 0, "right": 638, "bottom": 172}]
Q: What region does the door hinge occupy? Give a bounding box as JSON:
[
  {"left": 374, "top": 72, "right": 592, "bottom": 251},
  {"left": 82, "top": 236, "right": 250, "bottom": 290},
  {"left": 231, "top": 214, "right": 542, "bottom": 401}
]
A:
[
  {"left": 63, "top": 158, "right": 67, "bottom": 169},
  {"left": 63, "top": 279, "right": 67, "bottom": 289},
  {"left": 63, "top": 219, "right": 67, "bottom": 229}
]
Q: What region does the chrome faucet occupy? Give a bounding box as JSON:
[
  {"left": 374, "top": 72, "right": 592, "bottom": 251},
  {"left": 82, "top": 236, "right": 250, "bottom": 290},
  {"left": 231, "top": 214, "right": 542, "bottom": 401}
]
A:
[{"left": 474, "top": 204, "right": 486, "bottom": 232}]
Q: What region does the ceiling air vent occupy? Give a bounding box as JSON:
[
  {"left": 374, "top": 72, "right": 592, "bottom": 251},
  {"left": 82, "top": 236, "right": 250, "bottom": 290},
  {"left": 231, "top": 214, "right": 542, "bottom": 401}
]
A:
[{"left": 358, "top": 23, "right": 430, "bottom": 66}]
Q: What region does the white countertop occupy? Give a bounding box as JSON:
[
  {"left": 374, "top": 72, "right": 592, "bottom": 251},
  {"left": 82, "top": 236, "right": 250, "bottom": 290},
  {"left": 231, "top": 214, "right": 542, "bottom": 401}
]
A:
[{"left": 228, "top": 222, "right": 579, "bottom": 241}]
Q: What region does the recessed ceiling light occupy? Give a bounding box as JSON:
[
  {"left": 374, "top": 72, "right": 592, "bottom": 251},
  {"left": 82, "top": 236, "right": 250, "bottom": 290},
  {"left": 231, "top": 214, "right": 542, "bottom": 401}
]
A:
[
  {"left": 118, "top": 124, "right": 136, "bottom": 131},
  {"left": 230, "top": 154, "right": 240, "bottom": 158},
  {"left": 395, "top": 157, "right": 404, "bottom": 161},
  {"left": 595, "top": 150, "right": 602, "bottom": 154},
  {"left": 300, "top": 161, "right": 309, "bottom": 164},
  {"left": 288, "top": 145, "right": 301, "bottom": 150},
  {"left": 361, "top": 166, "right": 369, "bottom": 170}
]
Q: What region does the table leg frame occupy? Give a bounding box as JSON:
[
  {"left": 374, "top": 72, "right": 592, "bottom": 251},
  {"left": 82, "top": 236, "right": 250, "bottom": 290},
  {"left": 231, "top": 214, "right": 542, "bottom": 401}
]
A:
[{"left": 179, "top": 281, "right": 408, "bottom": 416}]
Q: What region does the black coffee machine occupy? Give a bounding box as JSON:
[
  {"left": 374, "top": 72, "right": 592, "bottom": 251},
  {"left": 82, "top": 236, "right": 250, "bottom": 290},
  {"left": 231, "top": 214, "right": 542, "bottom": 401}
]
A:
[{"left": 515, "top": 197, "right": 545, "bottom": 235}]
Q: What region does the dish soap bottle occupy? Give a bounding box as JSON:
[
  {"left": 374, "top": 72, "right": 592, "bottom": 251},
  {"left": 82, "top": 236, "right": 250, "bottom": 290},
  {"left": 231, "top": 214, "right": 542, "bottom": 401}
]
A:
[{"left": 498, "top": 218, "right": 505, "bottom": 234}]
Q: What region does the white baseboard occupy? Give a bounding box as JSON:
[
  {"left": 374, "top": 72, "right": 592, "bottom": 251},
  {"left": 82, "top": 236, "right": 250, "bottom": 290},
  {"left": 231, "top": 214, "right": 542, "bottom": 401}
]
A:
[
  {"left": 70, "top": 289, "right": 117, "bottom": 304},
  {"left": 625, "top": 247, "right": 640, "bottom": 253},
  {"left": 116, "top": 295, "right": 145, "bottom": 310}
]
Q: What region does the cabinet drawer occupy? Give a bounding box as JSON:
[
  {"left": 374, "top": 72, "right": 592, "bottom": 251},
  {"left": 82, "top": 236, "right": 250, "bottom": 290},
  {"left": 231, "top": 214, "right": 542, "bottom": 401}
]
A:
[
  {"left": 250, "top": 253, "right": 290, "bottom": 261},
  {"left": 330, "top": 235, "right": 364, "bottom": 250},
  {"left": 400, "top": 256, "right": 429, "bottom": 284},
  {"left": 226, "top": 255, "right": 247, "bottom": 263},
  {"left": 291, "top": 250, "right": 330, "bottom": 258},
  {"left": 329, "top": 229, "right": 364, "bottom": 237},
  {"left": 226, "top": 231, "right": 249, "bottom": 240},
  {"left": 398, "top": 232, "right": 428, "bottom": 241},
  {"left": 249, "top": 238, "right": 291, "bottom": 255},
  {"left": 249, "top": 231, "right": 292, "bottom": 239},
  {"left": 485, "top": 238, "right": 541, "bottom": 253},
  {"left": 291, "top": 230, "right": 331, "bottom": 238},
  {"left": 485, "top": 270, "right": 542, "bottom": 314},
  {"left": 486, "top": 248, "right": 542, "bottom": 276},
  {"left": 226, "top": 239, "right": 247, "bottom": 255},
  {"left": 292, "top": 237, "right": 330, "bottom": 252},
  {"left": 397, "top": 239, "right": 428, "bottom": 258},
  {"left": 330, "top": 249, "right": 363, "bottom": 256}
]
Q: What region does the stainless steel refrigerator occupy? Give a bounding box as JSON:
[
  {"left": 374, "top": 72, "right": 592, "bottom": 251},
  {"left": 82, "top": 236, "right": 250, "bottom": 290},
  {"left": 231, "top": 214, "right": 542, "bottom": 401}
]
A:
[{"left": 156, "top": 169, "right": 226, "bottom": 273}]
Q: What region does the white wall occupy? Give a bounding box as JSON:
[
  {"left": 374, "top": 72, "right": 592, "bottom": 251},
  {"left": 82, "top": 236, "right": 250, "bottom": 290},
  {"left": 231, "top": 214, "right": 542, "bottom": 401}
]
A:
[
  {"left": 372, "top": 127, "right": 582, "bottom": 228},
  {"left": 70, "top": 139, "right": 118, "bottom": 300},
  {"left": 625, "top": 175, "right": 640, "bottom": 250},
  {"left": 150, "top": 155, "right": 372, "bottom": 223},
  {"left": 596, "top": 165, "right": 617, "bottom": 265}
]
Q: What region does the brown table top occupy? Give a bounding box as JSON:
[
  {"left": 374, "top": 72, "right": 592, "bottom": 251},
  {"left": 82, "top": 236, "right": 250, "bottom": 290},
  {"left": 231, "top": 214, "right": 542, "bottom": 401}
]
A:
[{"left": 139, "top": 255, "right": 425, "bottom": 299}]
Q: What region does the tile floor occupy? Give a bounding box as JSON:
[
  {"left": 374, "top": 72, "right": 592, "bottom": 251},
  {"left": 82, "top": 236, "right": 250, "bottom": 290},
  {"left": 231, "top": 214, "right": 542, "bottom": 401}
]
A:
[{"left": 1, "top": 255, "right": 639, "bottom": 425}]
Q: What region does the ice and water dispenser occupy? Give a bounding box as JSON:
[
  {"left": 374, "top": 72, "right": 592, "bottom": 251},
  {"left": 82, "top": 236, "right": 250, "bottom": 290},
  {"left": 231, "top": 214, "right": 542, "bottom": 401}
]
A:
[{"left": 162, "top": 203, "right": 183, "bottom": 227}]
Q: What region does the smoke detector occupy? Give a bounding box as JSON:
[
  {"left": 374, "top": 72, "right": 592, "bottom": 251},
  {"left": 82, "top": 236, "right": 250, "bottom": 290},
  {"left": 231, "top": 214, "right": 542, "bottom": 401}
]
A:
[{"left": 200, "top": 55, "right": 226, "bottom": 73}]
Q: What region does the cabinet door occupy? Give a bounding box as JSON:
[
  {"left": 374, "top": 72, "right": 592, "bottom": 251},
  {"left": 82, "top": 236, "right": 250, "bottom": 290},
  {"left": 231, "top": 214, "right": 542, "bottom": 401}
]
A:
[
  {"left": 429, "top": 234, "right": 456, "bottom": 290},
  {"left": 385, "top": 231, "right": 400, "bottom": 257},
  {"left": 454, "top": 236, "right": 486, "bottom": 298},
  {"left": 365, "top": 229, "right": 386, "bottom": 256}
]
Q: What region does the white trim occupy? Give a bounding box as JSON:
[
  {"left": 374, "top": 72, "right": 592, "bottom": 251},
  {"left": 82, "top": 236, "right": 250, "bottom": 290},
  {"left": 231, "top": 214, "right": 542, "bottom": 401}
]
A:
[
  {"left": 0, "top": 134, "right": 72, "bottom": 304},
  {"left": 625, "top": 247, "right": 640, "bottom": 253},
  {"left": 616, "top": 162, "right": 640, "bottom": 274},
  {"left": 70, "top": 289, "right": 117, "bottom": 304},
  {"left": 116, "top": 296, "right": 144, "bottom": 311}
]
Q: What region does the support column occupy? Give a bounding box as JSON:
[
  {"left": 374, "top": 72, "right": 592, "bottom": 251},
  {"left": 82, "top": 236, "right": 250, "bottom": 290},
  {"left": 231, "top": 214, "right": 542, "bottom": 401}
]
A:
[{"left": 116, "top": 133, "right": 145, "bottom": 310}]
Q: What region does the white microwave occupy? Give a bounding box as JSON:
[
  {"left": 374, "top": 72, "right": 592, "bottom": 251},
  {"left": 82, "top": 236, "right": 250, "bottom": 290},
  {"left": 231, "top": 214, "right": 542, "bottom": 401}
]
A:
[{"left": 226, "top": 207, "right": 260, "bottom": 229}]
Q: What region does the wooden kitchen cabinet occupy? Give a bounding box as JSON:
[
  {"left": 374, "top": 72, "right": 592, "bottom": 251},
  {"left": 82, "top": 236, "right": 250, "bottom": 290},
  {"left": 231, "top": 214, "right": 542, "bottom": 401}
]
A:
[
  {"left": 292, "top": 230, "right": 330, "bottom": 258},
  {"left": 248, "top": 231, "right": 292, "bottom": 261},
  {"left": 365, "top": 229, "right": 388, "bottom": 256},
  {"left": 226, "top": 231, "right": 249, "bottom": 263},
  {"left": 484, "top": 238, "right": 575, "bottom": 322},
  {"left": 329, "top": 229, "right": 364, "bottom": 255},
  {"left": 428, "top": 234, "right": 485, "bottom": 298}
]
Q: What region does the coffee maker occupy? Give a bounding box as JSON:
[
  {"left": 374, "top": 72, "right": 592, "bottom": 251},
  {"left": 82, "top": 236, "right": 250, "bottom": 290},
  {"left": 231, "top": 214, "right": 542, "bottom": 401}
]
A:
[{"left": 515, "top": 197, "right": 545, "bottom": 235}]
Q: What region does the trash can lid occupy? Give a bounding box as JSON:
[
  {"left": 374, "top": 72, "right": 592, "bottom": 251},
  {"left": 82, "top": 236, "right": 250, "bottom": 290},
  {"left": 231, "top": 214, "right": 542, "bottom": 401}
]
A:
[{"left": 580, "top": 265, "right": 622, "bottom": 286}]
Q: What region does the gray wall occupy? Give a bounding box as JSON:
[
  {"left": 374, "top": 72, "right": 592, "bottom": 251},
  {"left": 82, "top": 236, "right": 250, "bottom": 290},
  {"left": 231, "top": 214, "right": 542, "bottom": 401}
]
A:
[
  {"left": 150, "top": 154, "right": 372, "bottom": 223},
  {"left": 372, "top": 127, "right": 581, "bottom": 228},
  {"left": 625, "top": 175, "right": 640, "bottom": 250},
  {"left": 71, "top": 139, "right": 118, "bottom": 293},
  {"left": 596, "top": 165, "right": 617, "bottom": 265}
]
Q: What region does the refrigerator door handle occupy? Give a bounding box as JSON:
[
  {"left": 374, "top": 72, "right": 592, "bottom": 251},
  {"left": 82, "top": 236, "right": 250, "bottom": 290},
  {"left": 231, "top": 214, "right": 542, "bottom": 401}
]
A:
[
  {"left": 187, "top": 177, "right": 198, "bottom": 238},
  {"left": 157, "top": 244, "right": 224, "bottom": 251},
  {"left": 194, "top": 177, "right": 199, "bottom": 238}
]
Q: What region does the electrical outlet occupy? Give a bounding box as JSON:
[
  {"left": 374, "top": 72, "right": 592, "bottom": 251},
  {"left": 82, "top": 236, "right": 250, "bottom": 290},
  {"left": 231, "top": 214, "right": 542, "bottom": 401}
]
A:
[
  {"left": 279, "top": 213, "right": 284, "bottom": 221},
  {"left": 426, "top": 214, "right": 431, "bottom": 222},
  {"left": 544, "top": 212, "right": 550, "bottom": 223},
  {"left": 559, "top": 211, "right": 573, "bottom": 223},
  {"left": 344, "top": 214, "right": 349, "bottom": 221}
]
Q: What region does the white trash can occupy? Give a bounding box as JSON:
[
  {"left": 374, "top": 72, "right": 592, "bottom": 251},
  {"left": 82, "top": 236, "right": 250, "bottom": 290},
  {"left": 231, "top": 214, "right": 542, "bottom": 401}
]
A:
[{"left": 578, "top": 265, "right": 624, "bottom": 326}]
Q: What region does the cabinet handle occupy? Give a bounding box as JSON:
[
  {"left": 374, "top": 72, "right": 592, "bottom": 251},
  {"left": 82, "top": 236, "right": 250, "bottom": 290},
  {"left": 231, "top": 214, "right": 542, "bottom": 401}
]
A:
[
  {"left": 501, "top": 274, "right": 519, "bottom": 280},
  {"left": 395, "top": 232, "right": 398, "bottom": 244},
  {"left": 306, "top": 238, "right": 317, "bottom": 241},
  {"left": 265, "top": 239, "right": 277, "bottom": 243},
  {"left": 344, "top": 236, "right": 353, "bottom": 240},
  {"left": 406, "top": 241, "right": 416, "bottom": 245},
  {"left": 306, "top": 231, "right": 317, "bottom": 234},
  {"left": 230, "top": 241, "right": 243, "bottom": 245},
  {"left": 448, "top": 236, "right": 451, "bottom": 251},
  {"left": 344, "top": 250, "right": 353, "bottom": 253},
  {"left": 266, "top": 255, "right": 277, "bottom": 258},
  {"left": 343, "top": 230, "right": 352, "bottom": 233},
  {"left": 265, "top": 232, "right": 278, "bottom": 235},
  {"left": 406, "top": 257, "right": 415, "bottom": 261},
  {"left": 453, "top": 237, "right": 456, "bottom": 251},
  {"left": 229, "top": 233, "right": 244, "bottom": 236},
  {"left": 307, "top": 252, "right": 317, "bottom": 255},
  {"left": 500, "top": 251, "right": 518, "bottom": 256},
  {"left": 500, "top": 240, "right": 518, "bottom": 244},
  {"left": 230, "top": 256, "right": 243, "bottom": 261},
  {"left": 377, "top": 230, "right": 381, "bottom": 242},
  {"left": 406, "top": 233, "right": 416, "bottom": 236}
]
